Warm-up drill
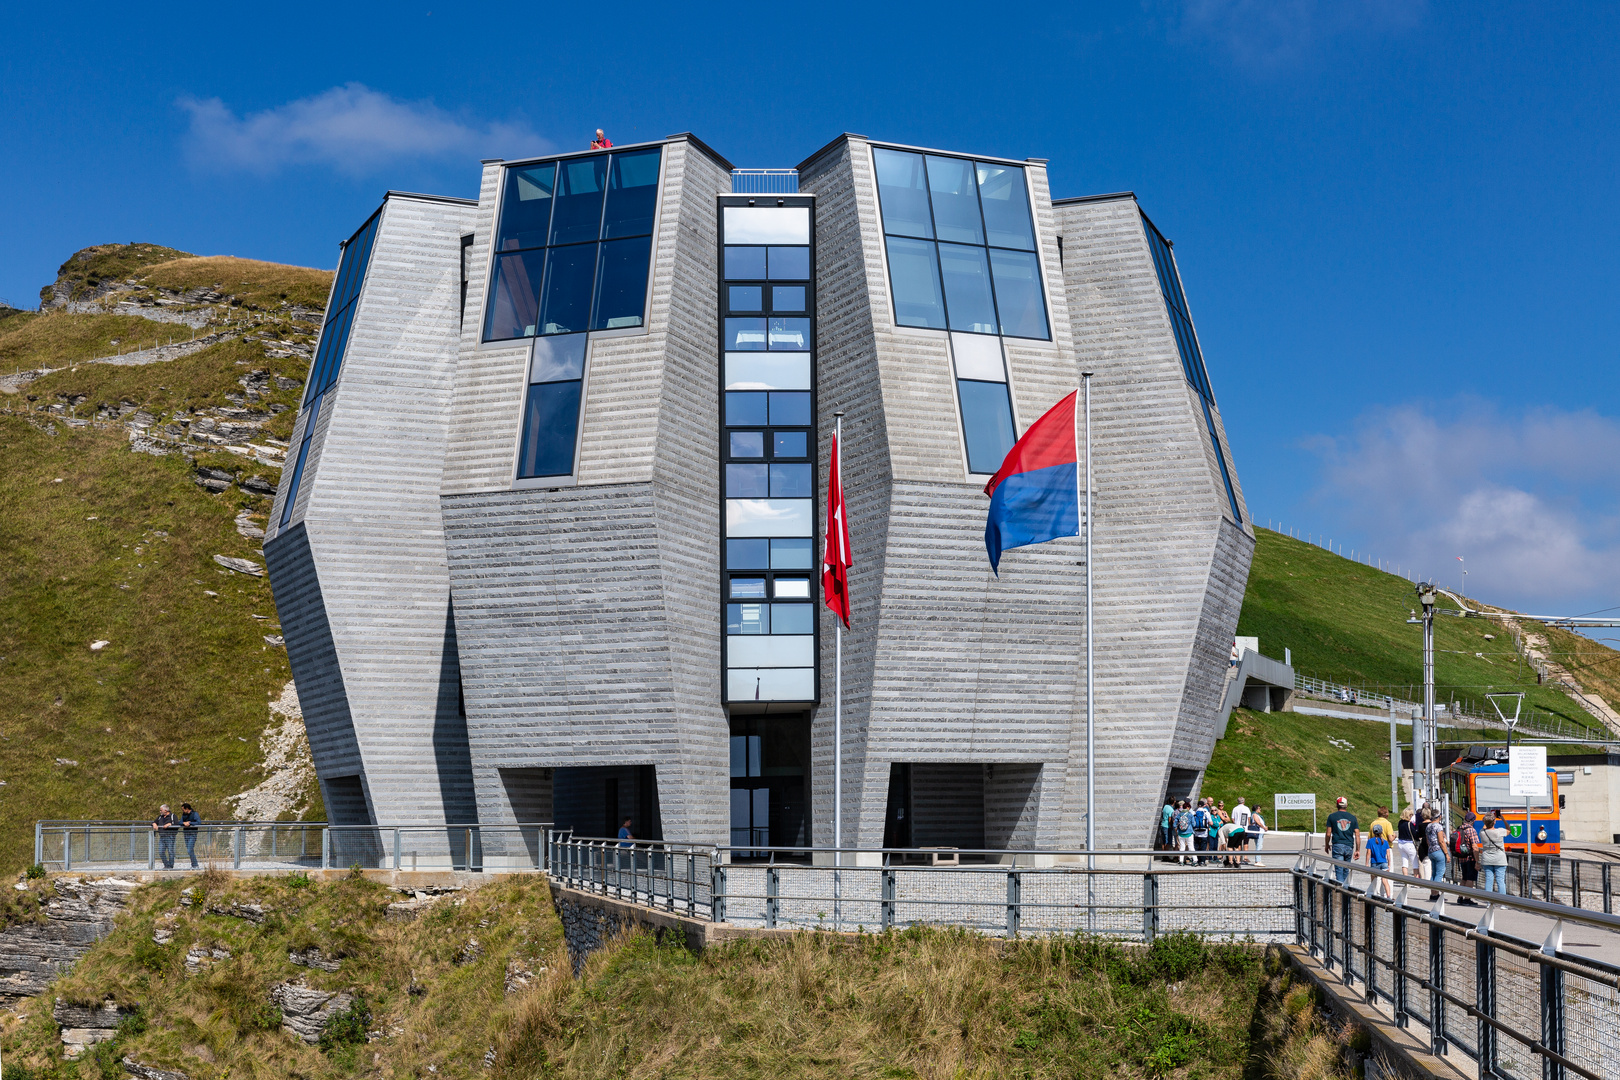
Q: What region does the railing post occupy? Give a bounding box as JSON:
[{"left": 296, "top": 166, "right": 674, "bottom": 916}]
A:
[
  {"left": 1604, "top": 862, "right": 1613, "bottom": 915},
  {"left": 63, "top": 831, "right": 71, "bottom": 872},
  {"left": 1293, "top": 873, "right": 1304, "bottom": 946},
  {"left": 765, "top": 866, "right": 779, "bottom": 929},
  {"left": 1142, "top": 872, "right": 1158, "bottom": 944},
  {"left": 686, "top": 852, "right": 696, "bottom": 917},
  {"left": 1308, "top": 878, "right": 1320, "bottom": 957},
  {"left": 1541, "top": 925, "right": 1566, "bottom": 1080},
  {"left": 1363, "top": 896, "right": 1376, "bottom": 1004},
  {"left": 234, "top": 825, "right": 243, "bottom": 870},
  {"left": 147, "top": 828, "right": 154, "bottom": 871},
  {"left": 1392, "top": 907, "right": 1408, "bottom": 1028},
  {"left": 394, "top": 829, "right": 401, "bottom": 871},
  {"left": 322, "top": 828, "right": 330, "bottom": 870},
  {"left": 1341, "top": 891, "right": 1354, "bottom": 984},
  {"left": 712, "top": 862, "right": 727, "bottom": 924},
  {"left": 1476, "top": 934, "right": 1498, "bottom": 1078},
  {"left": 1428, "top": 917, "right": 1447, "bottom": 1056},
  {"left": 34, "top": 822, "right": 41, "bottom": 868},
  {"left": 1006, "top": 870, "right": 1021, "bottom": 938},
  {"left": 1571, "top": 860, "right": 1581, "bottom": 909},
  {"left": 882, "top": 868, "right": 896, "bottom": 931}
]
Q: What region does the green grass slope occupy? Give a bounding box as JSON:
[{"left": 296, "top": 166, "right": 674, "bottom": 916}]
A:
[
  {"left": 0, "top": 874, "right": 1355, "bottom": 1080},
  {"left": 1237, "top": 528, "right": 1607, "bottom": 732},
  {"left": 0, "top": 245, "right": 331, "bottom": 871}
]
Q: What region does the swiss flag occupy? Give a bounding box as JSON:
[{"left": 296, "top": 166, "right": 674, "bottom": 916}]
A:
[{"left": 822, "top": 432, "right": 852, "bottom": 628}]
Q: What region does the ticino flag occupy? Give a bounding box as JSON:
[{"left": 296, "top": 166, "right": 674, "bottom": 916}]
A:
[
  {"left": 982, "top": 389, "right": 1082, "bottom": 573},
  {"left": 822, "top": 432, "right": 853, "bottom": 627}
]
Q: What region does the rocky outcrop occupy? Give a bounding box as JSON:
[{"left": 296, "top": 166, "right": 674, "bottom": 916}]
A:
[
  {"left": 0, "top": 877, "right": 139, "bottom": 1004},
  {"left": 288, "top": 946, "right": 341, "bottom": 972},
  {"left": 228, "top": 681, "right": 316, "bottom": 823},
  {"left": 268, "top": 980, "right": 354, "bottom": 1044},
  {"left": 53, "top": 997, "right": 135, "bottom": 1057},
  {"left": 122, "top": 1058, "right": 190, "bottom": 1080}
]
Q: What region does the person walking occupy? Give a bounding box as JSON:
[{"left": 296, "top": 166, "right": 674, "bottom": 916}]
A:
[
  {"left": 1423, "top": 809, "right": 1449, "bottom": 901},
  {"left": 1396, "top": 807, "right": 1422, "bottom": 878},
  {"left": 179, "top": 803, "right": 202, "bottom": 869},
  {"left": 1247, "top": 808, "right": 1268, "bottom": 866},
  {"left": 1369, "top": 806, "right": 1393, "bottom": 846},
  {"left": 152, "top": 804, "right": 177, "bottom": 870},
  {"left": 1366, "top": 821, "right": 1392, "bottom": 898},
  {"left": 1174, "top": 800, "right": 1195, "bottom": 864},
  {"left": 1323, "top": 796, "right": 1360, "bottom": 884},
  {"left": 1478, "top": 811, "right": 1509, "bottom": 894}
]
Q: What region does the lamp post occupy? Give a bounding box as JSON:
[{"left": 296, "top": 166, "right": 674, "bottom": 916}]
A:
[{"left": 1407, "top": 583, "right": 1439, "bottom": 814}]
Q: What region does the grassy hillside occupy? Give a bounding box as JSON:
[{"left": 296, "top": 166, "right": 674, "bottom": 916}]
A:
[
  {"left": 0, "top": 244, "right": 331, "bottom": 871},
  {"left": 1237, "top": 528, "right": 1609, "bottom": 733},
  {"left": 0, "top": 874, "right": 1354, "bottom": 1080}
]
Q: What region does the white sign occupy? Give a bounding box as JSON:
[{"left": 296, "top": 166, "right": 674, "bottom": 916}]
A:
[
  {"left": 1274, "top": 793, "right": 1315, "bottom": 810},
  {"left": 1510, "top": 745, "right": 1547, "bottom": 798}
]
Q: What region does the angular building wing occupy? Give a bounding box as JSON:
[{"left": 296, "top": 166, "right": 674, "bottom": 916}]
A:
[{"left": 265, "top": 132, "right": 1253, "bottom": 856}]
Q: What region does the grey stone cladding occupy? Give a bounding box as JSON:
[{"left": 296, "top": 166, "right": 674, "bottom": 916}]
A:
[
  {"left": 264, "top": 192, "right": 479, "bottom": 829},
  {"left": 269, "top": 131, "right": 1252, "bottom": 851},
  {"left": 440, "top": 136, "right": 735, "bottom": 846}
]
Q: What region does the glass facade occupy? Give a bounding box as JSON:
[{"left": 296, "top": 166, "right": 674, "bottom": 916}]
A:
[
  {"left": 1142, "top": 214, "right": 1243, "bottom": 524},
  {"left": 484, "top": 148, "right": 660, "bottom": 341},
  {"left": 719, "top": 199, "right": 817, "bottom": 704},
  {"left": 516, "top": 333, "right": 587, "bottom": 479},
  {"left": 282, "top": 208, "right": 381, "bottom": 527},
  {"left": 872, "top": 148, "right": 1048, "bottom": 340}
]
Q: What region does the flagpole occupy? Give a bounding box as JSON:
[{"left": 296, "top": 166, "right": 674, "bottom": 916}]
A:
[
  {"left": 1082, "top": 373, "right": 1095, "bottom": 873},
  {"left": 833, "top": 411, "right": 844, "bottom": 930}
]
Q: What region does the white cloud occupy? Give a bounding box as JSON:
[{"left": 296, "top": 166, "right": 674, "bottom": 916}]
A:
[
  {"left": 178, "top": 84, "right": 550, "bottom": 175},
  {"left": 1168, "top": 0, "right": 1426, "bottom": 68},
  {"left": 1305, "top": 402, "right": 1620, "bottom": 616}
]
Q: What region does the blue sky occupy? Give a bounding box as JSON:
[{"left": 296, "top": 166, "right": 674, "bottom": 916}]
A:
[{"left": 4, "top": 1, "right": 1617, "bottom": 625}]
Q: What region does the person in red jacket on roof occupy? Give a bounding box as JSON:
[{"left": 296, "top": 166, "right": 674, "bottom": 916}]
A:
[{"left": 591, "top": 129, "right": 613, "bottom": 149}]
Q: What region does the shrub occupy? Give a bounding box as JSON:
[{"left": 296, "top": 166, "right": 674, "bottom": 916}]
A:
[
  {"left": 26, "top": 863, "right": 45, "bottom": 880},
  {"left": 319, "top": 996, "right": 371, "bottom": 1054}
]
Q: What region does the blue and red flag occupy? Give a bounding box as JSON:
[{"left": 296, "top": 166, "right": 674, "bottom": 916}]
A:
[{"left": 982, "top": 390, "right": 1080, "bottom": 573}]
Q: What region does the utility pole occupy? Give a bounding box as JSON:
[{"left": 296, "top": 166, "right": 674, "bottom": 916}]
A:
[{"left": 1407, "top": 583, "right": 1439, "bottom": 813}]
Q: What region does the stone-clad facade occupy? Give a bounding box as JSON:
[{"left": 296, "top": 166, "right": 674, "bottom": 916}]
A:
[{"left": 266, "top": 132, "right": 1253, "bottom": 855}]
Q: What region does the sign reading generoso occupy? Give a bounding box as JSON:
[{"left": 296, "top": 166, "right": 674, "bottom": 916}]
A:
[{"left": 1274, "top": 793, "right": 1315, "bottom": 810}]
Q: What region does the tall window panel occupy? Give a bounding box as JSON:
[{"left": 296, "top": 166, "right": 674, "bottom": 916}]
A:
[
  {"left": 950, "top": 332, "right": 1017, "bottom": 475},
  {"left": 282, "top": 208, "right": 382, "bottom": 527},
  {"left": 872, "top": 148, "right": 1049, "bottom": 341},
  {"left": 484, "top": 148, "right": 661, "bottom": 342},
  {"left": 719, "top": 198, "right": 818, "bottom": 705},
  {"left": 1142, "top": 213, "right": 1242, "bottom": 524},
  {"left": 516, "top": 334, "right": 587, "bottom": 479}
]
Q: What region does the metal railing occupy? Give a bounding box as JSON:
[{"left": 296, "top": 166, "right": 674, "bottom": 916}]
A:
[
  {"left": 730, "top": 169, "right": 799, "bottom": 194},
  {"left": 547, "top": 836, "right": 1297, "bottom": 940},
  {"left": 1438, "top": 851, "right": 1618, "bottom": 913},
  {"left": 1293, "top": 673, "right": 1604, "bottom": 739},
  {"left": 1294, "top": 852, "right": 1620, "bottom": 1080},
  {"left": 34, "top": 821, "right": 552, "bottom": 874}
]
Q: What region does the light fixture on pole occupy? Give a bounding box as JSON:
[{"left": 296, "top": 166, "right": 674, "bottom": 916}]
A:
[{"left": 1488, "top": 691, "right": 1531, "bottom": 865}]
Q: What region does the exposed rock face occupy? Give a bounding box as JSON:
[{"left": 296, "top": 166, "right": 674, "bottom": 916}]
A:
[
  {"left": 269, "top": 980, "right": 354, "bottom": 1044},
  {"left": 184, "top": 944, "right": 230, "bottom": 974},
  {"left": 0, "top": 877, "right": 138, "bottom": 1004},
  {"left": 288, "top": 946, "right": 341, "bottom": 972},
  {"left": 205, "top": 901, "right": 265, "bottom": 924},
  {"left": 54, "top": 997, "right": 135, "bottom": 1057},
  {"left": 123, "top": 1057, "right": 191, "bottom": 1080},
  {"left": 228, "top": 681, "right": 315, "bottom": 822},
  {"left": 212, "top": 555, "right": 264, "bottom": 576}
]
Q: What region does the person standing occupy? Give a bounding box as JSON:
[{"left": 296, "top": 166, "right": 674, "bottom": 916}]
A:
[
  {"left": 1366, "top": 822, "right": 1392, "bottom": 898},
  {"left": 591, "top": 129, "right": 613, "bottom": 149},
  {"left": 1323, "top": 796, "right": 1360, "bottom": 884},
  {"left": 1396, "top": 807, "right": 1422, "bottom": 878},
  {"left": 1160, "top": 799, "right": 1175, "bottom": 852},
  {"left": 179, "top": 803, "right": 201, "bottom": 869},
  {"left": 1477, "top": 812, "right": 1509, "bottom": 893},
  {"left": 1231, "top": 797, "right": 1251, "bottom": 862},
  {"left": 1369, "top": 806, "right": 1393, "bottom": 846},
  {"left": 1248, "top": 808, "right": 1268, "bottom": 866},
  {"left": 152, "top": 805, "right": 177, "bottom": 870},
  {"left": 1424, "top": 810, "right": 1449, "bottom": 901},
  {"left": 1453, "top": 811, "right": 1481, "bottom": 904},
  {"left": 1192, "top": 799, "right": 1212, "bottom": 864},
  {"left": 1174, "top": 800, "right": 1195, "bottom": 864}
]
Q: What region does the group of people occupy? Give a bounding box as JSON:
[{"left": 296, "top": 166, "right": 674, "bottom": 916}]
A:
[
  {"left": 151, "top": 804, "right": 202, "bottom": 870},
  {"left": 1323, "top": 799, "right": 1515, "bottom": 903},
  {"left": 1159, "top": 796, "right": 1268, "bottom": 865}
]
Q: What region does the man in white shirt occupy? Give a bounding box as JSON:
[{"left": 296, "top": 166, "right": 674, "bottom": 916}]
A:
[{"left": 1231, "top": 797, "right": 1251, "bottom": 863}]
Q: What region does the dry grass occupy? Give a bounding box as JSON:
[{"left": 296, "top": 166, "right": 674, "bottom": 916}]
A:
[
  {"left": 0, "top": 312, "right": 200, "bottom": 370},
  {"left": 141, "top": 257, "right": 334, "bottom": 311}
]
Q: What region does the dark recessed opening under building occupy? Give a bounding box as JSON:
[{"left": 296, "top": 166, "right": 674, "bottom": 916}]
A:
[{"left": 729, "top": 713, "right": 810, "bottom": 859}]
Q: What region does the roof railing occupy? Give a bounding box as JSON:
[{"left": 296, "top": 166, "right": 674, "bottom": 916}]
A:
[{"left": 730, "top": 169, "right": 798, "bottom": 194}]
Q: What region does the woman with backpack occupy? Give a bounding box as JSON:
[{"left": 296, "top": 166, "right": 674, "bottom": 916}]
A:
[
  {"left": 1452, "top": 811, "right": 1481, "bottom": 904},
  {"left": 1174, "top": 801, "right": 1195, "bottom": 864},
  {"left": 1422, "top": 809, "right": 1449, "bottom": 901}
]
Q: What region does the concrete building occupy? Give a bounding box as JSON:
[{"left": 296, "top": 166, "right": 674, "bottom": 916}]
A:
[{"left": 265, "top": 132, "right": 1254, "bottom": 855}]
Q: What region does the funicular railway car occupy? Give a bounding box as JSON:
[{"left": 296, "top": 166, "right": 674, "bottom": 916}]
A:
[{"left": 1442, "top": 757, "right": 1561, "bottom": 855}]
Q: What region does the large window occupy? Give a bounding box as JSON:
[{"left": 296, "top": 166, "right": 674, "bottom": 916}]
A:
[
  {"left": 719, "top": 200, "right": 817, "bottom": 704},
  {"left": 872, "top": 148, "right": 1049, "bottom": 340},
  {"left": 282, "top": 208, "right": 381, "bottom": 527},
  {"left": 484, "top": 148, "right": 660, "bottom": 342},
  {"left": 1142, "top": 213, "right": 1242, "bottom": 524},
  {"left": 516, "top": 334, "right": 587, "bottom": 479},
  {"left": 951, "top": 332, "right": 1017, "bottom": 474}
]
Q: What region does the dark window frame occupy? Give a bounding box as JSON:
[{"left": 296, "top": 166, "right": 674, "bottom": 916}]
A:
[{"left": 717, "top": 195, "right": 820, "bottom": 706}]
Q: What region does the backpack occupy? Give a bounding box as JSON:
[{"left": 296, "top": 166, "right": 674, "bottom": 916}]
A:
[
  {"left": 1193, "top": 808, "right": 1211, "bottom": 832},
  {"left": 1452, "top": 824, "right": 1475, "bottom": 857},
  {"left": 1175, "top": 810, "right": 1193, "bottom": 834}
]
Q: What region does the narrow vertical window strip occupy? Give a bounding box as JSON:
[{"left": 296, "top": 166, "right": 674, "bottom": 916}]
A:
[
  {"left": 279, "top": 395, "right": 322, "bottom": 528},
  {"left": 1201, "top": 398, "right": 1242, "bottom": 525}
]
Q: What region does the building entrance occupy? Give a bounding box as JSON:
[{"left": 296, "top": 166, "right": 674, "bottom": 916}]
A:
[{"left": 728, "top": 714, "right": 810, "bottom": 857}]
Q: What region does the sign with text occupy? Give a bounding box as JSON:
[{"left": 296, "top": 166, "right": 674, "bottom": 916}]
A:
[
  {"left": 1274, "top": 793, "right": 1315, "bottom": 810},
  {"left": 1509, "top": 745, "right": 1547, "bottom": 798}
]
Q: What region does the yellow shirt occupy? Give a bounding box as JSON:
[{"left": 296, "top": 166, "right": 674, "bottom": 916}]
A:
[{"left": 1370, "top": 817, "right": 1393, "bottom": 842}]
